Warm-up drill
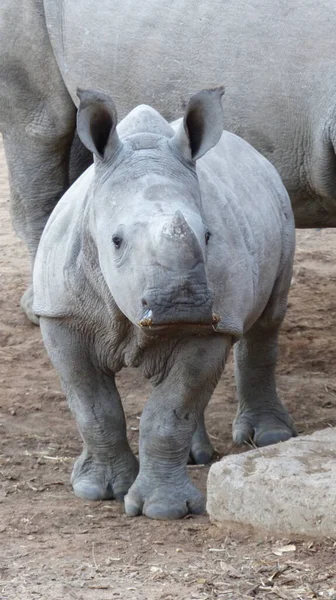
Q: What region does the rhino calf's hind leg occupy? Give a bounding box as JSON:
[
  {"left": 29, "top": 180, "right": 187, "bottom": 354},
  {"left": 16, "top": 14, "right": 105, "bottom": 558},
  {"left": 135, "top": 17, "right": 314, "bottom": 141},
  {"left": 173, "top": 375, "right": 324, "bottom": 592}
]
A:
[
  {"left": 189, "top": 412, "right": 214, "bottom": 464},
  {"left": 40, "top": 319, "right": 138, "bottom": 501},
  {"left": 233, "top": 274, "right": 296, "bottom": 447},
  {"left": 125, "top": 337, "right": 229, "bottom": 520}
]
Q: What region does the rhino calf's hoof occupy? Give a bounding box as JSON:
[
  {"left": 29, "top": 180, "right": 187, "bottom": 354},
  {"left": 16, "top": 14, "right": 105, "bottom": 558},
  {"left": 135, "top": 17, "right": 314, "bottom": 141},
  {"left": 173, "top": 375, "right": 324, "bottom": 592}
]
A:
[
  {"left": 71, "top": 450, "right": 138, "bottom": 501},
  {"left": 189, "top": 425, "right": 214, "bottom": 464},
  {"left": 233, "top": 408, "right": 297, "bottom": 447},
  {"left": 124, "top": 478, "right": 205, "bottom": 519},
  {"left": 188, "top": 444, "right": 214, "bottom": 465}
]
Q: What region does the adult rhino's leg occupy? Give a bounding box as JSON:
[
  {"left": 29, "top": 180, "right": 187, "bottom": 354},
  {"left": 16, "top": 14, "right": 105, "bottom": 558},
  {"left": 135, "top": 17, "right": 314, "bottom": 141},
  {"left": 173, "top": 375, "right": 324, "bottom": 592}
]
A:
[
  {"left": 3, "top": 124, "right": 75, "bottom": 324},
  {"left": 40, "top": 318, "right": 138, "bottom": 501},
  {"left": 125, "top": 337, "right": 230, "bottom": 520},
  {"left": 233, "top": 267, "right": 297, "bottom": 447},
  {"left": 5, "top": 124, "right": 93, "bottom": 324},
  {"left": 0, "top": 0, "right": 78, "bottom": 323},
  {"left": 69, "top": 131, "right": 93, "bottom": 186}
]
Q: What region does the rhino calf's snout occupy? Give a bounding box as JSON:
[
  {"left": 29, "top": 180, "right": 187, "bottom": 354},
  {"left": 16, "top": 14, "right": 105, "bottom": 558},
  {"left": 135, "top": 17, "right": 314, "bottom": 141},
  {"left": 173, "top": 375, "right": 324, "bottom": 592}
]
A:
[{"left": 140, "top": 283, "right": 213, "bottom": 326}]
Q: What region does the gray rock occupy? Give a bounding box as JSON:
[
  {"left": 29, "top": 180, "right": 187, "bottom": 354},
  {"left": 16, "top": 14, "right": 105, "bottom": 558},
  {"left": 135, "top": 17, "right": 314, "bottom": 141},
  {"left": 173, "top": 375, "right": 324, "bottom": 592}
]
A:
[{"left": 207, "top": 428, "right": 336, "bottom": 537}]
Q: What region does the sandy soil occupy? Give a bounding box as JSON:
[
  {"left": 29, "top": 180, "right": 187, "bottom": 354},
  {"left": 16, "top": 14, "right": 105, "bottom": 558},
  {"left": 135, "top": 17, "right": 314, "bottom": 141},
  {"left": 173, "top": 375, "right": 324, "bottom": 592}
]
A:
[{"left": 1, "top": 137, "right": 336, "bottom": 599}]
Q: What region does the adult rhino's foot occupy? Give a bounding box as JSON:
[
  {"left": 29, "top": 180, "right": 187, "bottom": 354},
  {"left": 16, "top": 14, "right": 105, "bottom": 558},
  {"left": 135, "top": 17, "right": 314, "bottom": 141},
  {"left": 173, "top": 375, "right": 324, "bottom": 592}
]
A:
[
  {"left": 20, "top": 285, "right": 39, "bottom": 325},
  {"left": 124, "top": 475, "right": 205, "bottom": 520},
  {"left": 233, "top": 406, "right": 297, "bottom": 447},
  {"left": 71, "top": 449, "right": 138, "bottom": 501},
  {"left": 189, "top": 422, "right": 214, "bottom": 465}
]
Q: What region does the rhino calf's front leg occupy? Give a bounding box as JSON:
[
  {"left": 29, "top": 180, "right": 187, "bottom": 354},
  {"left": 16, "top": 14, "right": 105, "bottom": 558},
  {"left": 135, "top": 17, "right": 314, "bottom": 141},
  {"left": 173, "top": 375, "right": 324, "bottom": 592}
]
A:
[
  {"left": 40, "top": 318, "right": 138, "bottom": 501},
  {"left": 125, "top": 337, "right": 230, "bottom": 519}
]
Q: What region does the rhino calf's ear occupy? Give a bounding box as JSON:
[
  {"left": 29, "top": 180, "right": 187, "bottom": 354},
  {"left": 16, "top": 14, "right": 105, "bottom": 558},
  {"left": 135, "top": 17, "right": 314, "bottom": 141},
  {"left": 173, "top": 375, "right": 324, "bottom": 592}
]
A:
[
  {"left": 76, "top": 89, "right": 122, "bottom": 161},
  {"left": 170, "top": 87, "right": 225, "bottom": 162}
]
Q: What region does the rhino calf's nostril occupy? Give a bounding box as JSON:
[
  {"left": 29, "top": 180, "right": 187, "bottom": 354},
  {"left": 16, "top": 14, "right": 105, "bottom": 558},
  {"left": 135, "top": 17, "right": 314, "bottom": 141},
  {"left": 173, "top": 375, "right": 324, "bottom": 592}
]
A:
[{"left": 141, "top": 298, "right": 148, "bottom": 307}]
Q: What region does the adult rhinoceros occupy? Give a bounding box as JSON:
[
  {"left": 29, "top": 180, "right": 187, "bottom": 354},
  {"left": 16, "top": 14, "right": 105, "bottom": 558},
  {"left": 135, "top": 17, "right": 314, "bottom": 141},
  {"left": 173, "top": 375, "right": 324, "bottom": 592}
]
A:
[
  {"left": 33, "top": 88, "right": 295, "bottom": 518},
  {"left": 0, "top": 0, "right": 335, "bottom": 323}
]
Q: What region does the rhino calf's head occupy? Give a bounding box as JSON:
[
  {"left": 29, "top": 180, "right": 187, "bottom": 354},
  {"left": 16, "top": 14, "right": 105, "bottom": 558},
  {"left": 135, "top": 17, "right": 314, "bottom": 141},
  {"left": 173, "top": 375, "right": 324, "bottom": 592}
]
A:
[{"left": 76, "top": 86, "right": 224, "bottom": 335}]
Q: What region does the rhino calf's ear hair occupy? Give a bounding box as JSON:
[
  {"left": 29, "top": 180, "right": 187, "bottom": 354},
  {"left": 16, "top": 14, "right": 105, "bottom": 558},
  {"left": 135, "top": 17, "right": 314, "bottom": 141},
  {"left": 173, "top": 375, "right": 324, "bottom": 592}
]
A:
[{"left": 76, "top": 88, "right": 122, "bottom": 161}]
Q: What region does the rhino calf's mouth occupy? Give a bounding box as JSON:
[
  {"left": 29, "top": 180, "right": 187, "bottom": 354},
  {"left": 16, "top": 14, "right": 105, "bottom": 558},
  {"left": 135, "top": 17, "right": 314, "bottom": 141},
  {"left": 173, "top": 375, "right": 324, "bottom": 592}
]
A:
[{"left": 137, "top": 311, "right": 221, "bottom": 332}]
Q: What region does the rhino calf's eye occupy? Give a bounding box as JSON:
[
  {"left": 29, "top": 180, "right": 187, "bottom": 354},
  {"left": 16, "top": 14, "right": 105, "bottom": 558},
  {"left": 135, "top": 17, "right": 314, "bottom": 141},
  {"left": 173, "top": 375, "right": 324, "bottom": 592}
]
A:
[
  {"left": 112, "top": 235, "right": 123, "bottom": 249},
  {"left": 205, "top": 230, "right": 211, "bottom": 245}
]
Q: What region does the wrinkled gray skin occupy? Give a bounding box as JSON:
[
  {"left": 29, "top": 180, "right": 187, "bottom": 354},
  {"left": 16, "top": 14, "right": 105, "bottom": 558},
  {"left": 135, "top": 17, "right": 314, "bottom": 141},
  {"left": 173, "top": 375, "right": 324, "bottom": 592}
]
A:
[
  {"left": 0, "top": 0, "right": 335, "bottom": 323},
  {"left": 33, "top": 87, "right": 296, "bottom": 519}
]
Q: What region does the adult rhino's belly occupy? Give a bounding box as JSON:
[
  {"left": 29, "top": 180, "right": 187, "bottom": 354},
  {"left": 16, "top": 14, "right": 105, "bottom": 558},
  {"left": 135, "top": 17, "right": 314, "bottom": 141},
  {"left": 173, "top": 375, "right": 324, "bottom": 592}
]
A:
[
  {"left": 44, "top": 0, "right": 336, "bottom": 225},
  {"left": 45, "top": 1, "right": 232, "bottom": 121}
]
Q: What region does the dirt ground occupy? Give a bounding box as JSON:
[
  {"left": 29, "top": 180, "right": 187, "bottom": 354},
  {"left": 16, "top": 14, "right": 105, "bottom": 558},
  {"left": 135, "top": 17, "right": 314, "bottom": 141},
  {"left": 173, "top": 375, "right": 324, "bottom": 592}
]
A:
[{"left": 1, "top": 137, "right": 336, "bottom": 600}]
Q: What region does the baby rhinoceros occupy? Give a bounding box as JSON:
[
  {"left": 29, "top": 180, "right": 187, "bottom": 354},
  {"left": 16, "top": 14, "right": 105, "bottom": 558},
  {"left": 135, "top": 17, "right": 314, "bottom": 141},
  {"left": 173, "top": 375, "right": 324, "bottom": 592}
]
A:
[{"left": 33, "top": 87, "right": 296, "bottom": 520}]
